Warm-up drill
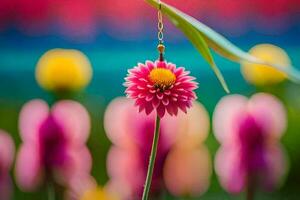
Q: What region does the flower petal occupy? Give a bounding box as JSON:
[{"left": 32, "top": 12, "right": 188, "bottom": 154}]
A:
[
  {"left": 213, "top": 95, "right": 248, "bottom": 143},
  {"left": 176, "top": 101, "right": 210, "bottom": 147},
  {"left": 262, "top": 144, "right": 288, "bottom": 191},
  {"left": 106, "top": 146, "right": 143, "bottom": 190},
  {"left": 52, "top": 100, "right": 91, "bottom": 144},
  {"left": 104, "top": 97, "right": 136, "bottom": 146},
  {"left": 215, "top": 145, "right": 245, "bottom": 193},
  {"left": 248, "top": 93, "right": 287, "bottom": 139},
  {"left": 0, "top": 131, "right": 15, "bottom": 171},
  {"left": 56, "top": 146, "right": 92, "bottom": 186},
  {"left": 19, "top": 99, "right": 49, "bottom": 142},
  {"left": 156, "top": 104, "right": 166, "bottom": 118},
  {"left": 163, "top": 145, "right": 211, "bottom": 197},
  {"left": 15, "top": 144, "right": 43, "bottom": 191}
]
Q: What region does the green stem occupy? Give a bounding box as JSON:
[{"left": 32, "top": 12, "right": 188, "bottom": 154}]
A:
[
  {"left": 142, "top": 115, "right": 161, "bottom": 200},
  {"left": 47, "top": 182, "right": 55, "bottom": 200},
  {"left": 246, "top": 175, "right": 255, "bottom": 200},
  {"left": 246, "top": 186, "right": 254, "bottom": 200}
]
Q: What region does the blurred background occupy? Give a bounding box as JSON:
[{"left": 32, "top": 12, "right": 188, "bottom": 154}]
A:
[{"left": 0, "top": 0, "right": 300, "bottom": 199}]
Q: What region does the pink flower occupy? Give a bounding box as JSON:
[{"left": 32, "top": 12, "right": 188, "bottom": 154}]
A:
[
  {"left": 124, "top": 60, "right": 198, "bottom": 118},
  {"left": 163, "top": 102, "right": 212, "bottom": 197},
  {"left": 213, "top": 93, "right": 288, "bottom": 193},
  {"left": 15, "top": 99, "right": 92, "bottom": 191},
  {"left": 104, "top": 97, "right": 211, "bottom": 199},
  {"left": 0, "top": 130, "right": 15, "bottom": 200}
]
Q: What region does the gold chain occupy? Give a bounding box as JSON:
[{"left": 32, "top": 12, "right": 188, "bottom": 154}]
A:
[
  {"left": 157, "top": 1, "right": 164, "bottom": 45},
  {"left": 157, "top": 0, "right": 165, "bottom": 61}
]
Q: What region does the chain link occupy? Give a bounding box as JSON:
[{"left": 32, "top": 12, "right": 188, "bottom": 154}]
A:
[
  {"left": 157, "top": 1, "right": 164, "bottom": 45},
  {"left": 157, "top": 0, "right": 165, "bottom": 61}
]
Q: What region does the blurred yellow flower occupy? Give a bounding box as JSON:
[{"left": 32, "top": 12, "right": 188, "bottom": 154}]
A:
[
  {"left": 241, "top": 44, "right": 291, "bottom": 86},
  {"left": 36, "top": 49, "right": 92, "bottom": 92},
  {"left": 66, "top": 175, "right": 119, "bottom": 200},
  {"left": 80, "top": 187, "right": 106, "bottom": 200},
  {"left": 80, "top": 187, "right": 119, "bottom": 200}
]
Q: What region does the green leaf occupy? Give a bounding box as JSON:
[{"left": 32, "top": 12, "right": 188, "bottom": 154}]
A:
[
  {"left": 145, "top": 0, "right": 300, "bottom": 84},
  {"left": 176, "top": 19, "right": 230, "bottom": 93}
]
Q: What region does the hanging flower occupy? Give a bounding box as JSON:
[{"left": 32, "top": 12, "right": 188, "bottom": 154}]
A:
[
  {"left": 124, "top": 60, "right": 198, "bottom": 118},
  {"left": 241, "top": 44, "right": 291, "bottom": 86},
  {"left": 213, "top": 93, "right": 288, "bottom": 194},
  {"left": 15, "top": 99, "right": 92, "bottom": 191},
  {"left": 36, "top": 49, "right": 93, "bottom": 92},
  {"left": 104, "top": 97, "right": 211, "bottom": 199},
  {"left": 0, "top": 130, "right": 15, "bottom": 200}
]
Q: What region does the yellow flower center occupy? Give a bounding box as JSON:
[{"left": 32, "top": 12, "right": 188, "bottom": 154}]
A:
[{"left": 149, "top": 68, "right": 176, "bottom": 89}]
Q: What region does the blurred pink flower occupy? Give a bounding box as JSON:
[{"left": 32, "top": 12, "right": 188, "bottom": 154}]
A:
[
  {"left": 163, "top": 102, "right": 212, "bottom": 197},
  {"left": 104, "top": 97, "right": 211, "bottom": 199},
  {"left": 163, "top": 145, "right": 211, "bottom": 197},
  {"left": 213, "top": 93, "right": 288, "bottom": 194},
  {"left": 15, "top": 99, "right": 92, "bottom": 191},
  {"left": 65, "top": 175, "right": 98, "bottom": 200},
  {"left": 105, "top": 97, "right": 179, "bottom": 199},
  {"left": 125, "top": 60, "right": 198, "bottom": 118},
  {"left": 0, "top": 130, "right": 15, "bottom": 200}
]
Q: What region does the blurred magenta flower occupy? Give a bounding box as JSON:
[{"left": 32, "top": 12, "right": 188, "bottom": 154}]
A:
[
  {"left": 124, "top": 60, "right": 198, "bottom": 118},
  {"left": 0, "top": 130, "right": 15, "bottom": 200},
  {"left": 213, "top": 93, "right": 288, "bottom": 194},
  {"left": 15, "top": 99, "right": 92, "bottom": 191},
  {"left": 104, "top": 97, "right": 211, "bottom": 199}
]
